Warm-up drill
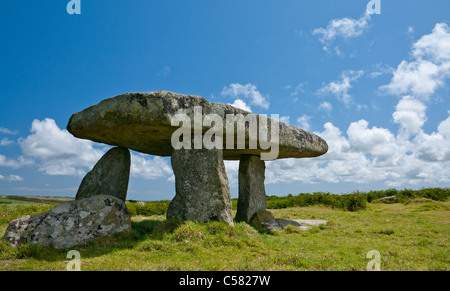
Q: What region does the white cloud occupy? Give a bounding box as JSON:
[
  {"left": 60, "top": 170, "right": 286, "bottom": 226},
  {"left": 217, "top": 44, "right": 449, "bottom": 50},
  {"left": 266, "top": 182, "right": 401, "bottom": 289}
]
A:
[
  {"left": 0, "top": 174, "right": 24, "bottom": 182},
  {"left": 369, "top": 63, "right": 394, "bottom": 78},
  {"left": 15, "top": 118, "right": 174, "bottom": 181},
  {"left": 313, "top": 12, "right": 371, "bottom": 53},
  {"left": 438, "top": 115, "right": 450, "bottom": 139},
  {"left": 265, "top": 23, "right": 450, "bottom": 188},
  {"left": 317, "top": 70, "right": 364, "bottom": 106},
  {"left": 266, "top": 113, "right": 450, "bottom": 187},
  {"left": 130, "top": 153, "right": 173, "bottom": 180},
  {"left": 319, "top": 101, "right": 332, "bottom": 112},
  {"left": 229, "top": 99, "right": 252, "bottom": 112},
  {"left": 392, "top": 96, "right": 427, "bottom": 137},
  {"left": 221, "top": 83, "right": 270, "bottom": 109},
  {"left": 347, "top": 120, "right": 395, "bottom": 153},
  {"left": 382, "top": 60, "right": 444, "bottom": 100},
  {"left": 19, "top": 118, "right": 105, "bottom": 176},
  {"left": 0, "top": 154, "right": 33, "bottom": 169},
  {"left": 0, "top": 138, "right": 14, "bottom": 146},
  {"left": 381, "top": 23, "right": 450, "bottom": 100},
  {"left": 412, "top": 23, "right": 450, "bottom": 63},
  {"left": 224, "top": 160, "right": 239, "bottom": 186},
  {"left": 296, "top": 115, "right": 311, "bottom": 131},
  {"left": 0, "top": 127, "right": 17, "bottom": 135},
  {"left": 279, "top": 116, "right": 290, "bottom": 125}
]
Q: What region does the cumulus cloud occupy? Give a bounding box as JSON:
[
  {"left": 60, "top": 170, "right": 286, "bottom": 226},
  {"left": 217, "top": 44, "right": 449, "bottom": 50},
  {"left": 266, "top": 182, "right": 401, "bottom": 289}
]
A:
[
  {"left": 14, "top": 118, "right": 174, "bottom": 181},
  {"left": 347, "top": 120, "right": 395, "bottom": 153},
  {"left": 19, "top": 118, "right": 105, "bottom": 176},
  {"left": 317, "top": 70, "right": 364, "bottom": 106},
  {"left": 266, "top": 113, "right": 450, "bottom": 187},
  {"left": 266, "top": 23, "right": 450, "bottom": 188},
  {"left": 392, "top": 96, "right": 427, "bottom": 137},
  {"left": 229, "top": 99, "right": 252, "bottom": 112},
  {"left": 313, "top": 12, "right": 371, "bottom": 54},
  {"left": 131, "top": 153, "right": 173, "bottom": 180},
  {"left": 221, "top": 83, "right": 269, "bottom": 109},
  {"left": 381, "top": 23, "right": 450, "bottom": 100}
]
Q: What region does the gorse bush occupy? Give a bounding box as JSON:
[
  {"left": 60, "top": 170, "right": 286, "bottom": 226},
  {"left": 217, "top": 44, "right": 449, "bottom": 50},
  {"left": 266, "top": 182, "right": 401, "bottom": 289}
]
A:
[
  {"left": 125, "top": 188, "right": 449, "bottom": 215},
  {"left": 364, "top": 187, "right": 450, "bottom": 203},
  {"left": 264, "top": 187, "right": 449, "bottom": 212},
  {"left": 265, "top": 192, "right": 368, "bottom": 211}
]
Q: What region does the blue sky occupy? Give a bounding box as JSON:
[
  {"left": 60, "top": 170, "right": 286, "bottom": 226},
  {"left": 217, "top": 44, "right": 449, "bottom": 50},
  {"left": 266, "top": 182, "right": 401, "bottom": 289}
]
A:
[{"left": 1, "top": 0, "right": 450, "bottom": 200}]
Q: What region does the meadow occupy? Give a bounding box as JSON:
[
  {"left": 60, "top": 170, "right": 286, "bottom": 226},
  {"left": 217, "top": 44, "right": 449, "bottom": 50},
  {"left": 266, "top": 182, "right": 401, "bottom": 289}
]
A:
[{"left": 0, "top": 188, "right": 448, "bottom": 271}]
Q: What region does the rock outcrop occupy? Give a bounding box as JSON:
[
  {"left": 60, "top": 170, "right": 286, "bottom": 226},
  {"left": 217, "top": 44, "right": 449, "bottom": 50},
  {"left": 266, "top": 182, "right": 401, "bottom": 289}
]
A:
[{"left": 3, "top": 195, "right": 131, "bottom": 249}]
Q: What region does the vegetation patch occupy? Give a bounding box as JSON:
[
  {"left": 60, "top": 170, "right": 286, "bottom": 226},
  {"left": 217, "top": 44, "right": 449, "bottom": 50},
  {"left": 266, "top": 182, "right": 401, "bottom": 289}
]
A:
[{"left": 0, "top": 189, "right": 448, "bottom": 270}]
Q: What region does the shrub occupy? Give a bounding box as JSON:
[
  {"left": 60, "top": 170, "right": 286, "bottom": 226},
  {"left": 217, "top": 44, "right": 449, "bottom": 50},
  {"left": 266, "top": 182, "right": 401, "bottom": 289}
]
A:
[
  {"left": 266, "top": 192, "right": 366, "bottom": 212},
  {"left": 342, "top": 194, "right": 367, "bottom": 211}
]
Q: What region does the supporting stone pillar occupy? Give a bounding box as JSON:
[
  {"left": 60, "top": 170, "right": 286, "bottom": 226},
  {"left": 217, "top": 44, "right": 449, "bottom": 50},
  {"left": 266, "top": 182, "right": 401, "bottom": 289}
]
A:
[
  {"left": 235, "top": 155, "right": 267, "bottom": 223},
  {"left": 76, "top": 147, "right": 131, "bottom": 202},
  {"left": 167, "top": 148, "right": 234, "bottom": 225}
]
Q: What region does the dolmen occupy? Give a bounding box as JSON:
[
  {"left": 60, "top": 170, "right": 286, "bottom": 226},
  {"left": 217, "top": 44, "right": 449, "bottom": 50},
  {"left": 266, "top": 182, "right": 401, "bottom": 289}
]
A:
[{"left": 3, "top": 90, "right": 327, "bottom": 248}]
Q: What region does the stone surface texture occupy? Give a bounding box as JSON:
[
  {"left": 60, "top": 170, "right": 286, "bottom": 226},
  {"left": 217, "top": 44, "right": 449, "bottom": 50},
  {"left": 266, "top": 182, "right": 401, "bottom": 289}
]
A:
[
  {"left": 3, "top": 195, "right": 131, "bottom": 249},
  {"left": 67, "top": 91, "right": 328, "bottom": 160},
  {"left": 167, "top": 148, "right": 234, "bottom": 225},
  {"left": 235, "top": 155, "right": 267, "bottom": 223},
  {"left": 76, "top": 147, "right": 130, "bottom": 202},
  {"left": 248, "top": 211, "right": 327, "bottom": 231}
]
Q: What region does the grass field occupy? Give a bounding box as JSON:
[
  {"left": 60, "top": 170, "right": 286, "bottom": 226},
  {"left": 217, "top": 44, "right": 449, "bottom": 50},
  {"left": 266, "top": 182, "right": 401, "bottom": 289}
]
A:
[{"left": 0, "top": 192, "right": 448, "bottom": 271}]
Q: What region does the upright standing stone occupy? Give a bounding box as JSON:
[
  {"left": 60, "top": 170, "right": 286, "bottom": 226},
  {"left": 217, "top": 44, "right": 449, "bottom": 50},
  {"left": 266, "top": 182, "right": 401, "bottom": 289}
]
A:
[
  {"left": 76, "top": 147, "right": 131, "bottom": 202},
  {"left": 167, "top": 148, "right": 234, "bottom": 225},
  {"left": 235, "top": 155, "right": 267, "bottom": 223}
]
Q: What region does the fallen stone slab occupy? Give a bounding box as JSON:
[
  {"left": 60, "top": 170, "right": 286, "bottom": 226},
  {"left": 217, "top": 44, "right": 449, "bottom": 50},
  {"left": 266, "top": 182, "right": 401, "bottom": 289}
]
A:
[
  {"left": 293, "top": 219, "right": 328, "bottom": 227},
  {"left": 274, "top": 219, "right": 312, "bottom": 231},
  {"left": 76, "top": 147, "right": 131, "bottom": 202},
  {"left": 2, "top": 195, "right": 131, "bottom": 249},
  {"left": 249, "top": 210, "right": 312, "bottom": 231},
  {"left": 67, "top": 91, "right": 328, "bottom": 160},
  {"left": 372, "top": 196, "right": 398, "bottom": 203}
]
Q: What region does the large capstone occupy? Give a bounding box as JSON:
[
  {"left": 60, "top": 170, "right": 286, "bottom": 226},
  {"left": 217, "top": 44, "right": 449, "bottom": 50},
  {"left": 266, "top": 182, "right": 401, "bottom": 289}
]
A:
[
  {"left": 2, "top": 195, "right": 131, "bottom": 249},
  {"left": 167, "top": 148, "right": 234, "bottom": 225},
  {"left": 67, "top": 91, "right": 328, "bottom": 160},
  {"left": 235, "top": 155, "right": 267, "bottom": 223},
  {"left": 76, "top": 147, "right": 130, "bottom": 202}
]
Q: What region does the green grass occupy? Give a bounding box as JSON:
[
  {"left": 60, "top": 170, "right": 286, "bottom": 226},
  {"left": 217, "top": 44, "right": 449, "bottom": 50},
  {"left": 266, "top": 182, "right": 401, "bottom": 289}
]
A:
[
  {"left": 0, "top": 196, "right": 448, "bottom": 271},
  {"left": 0, "top": 198, "right": 31, "bottom": 204}
]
